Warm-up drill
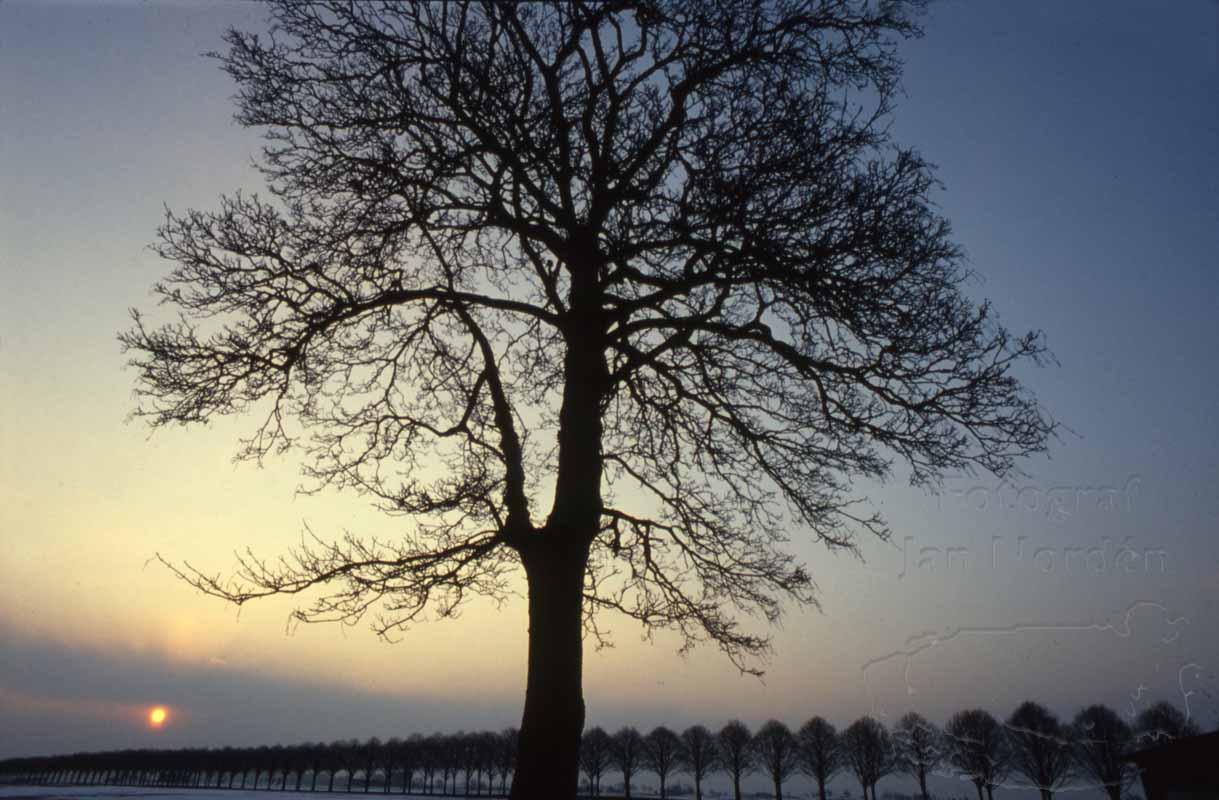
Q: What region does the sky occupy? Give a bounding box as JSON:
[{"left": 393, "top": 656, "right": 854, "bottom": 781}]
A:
[{"left": 1, "top": 0, "right": 1217, "bottom": 797}]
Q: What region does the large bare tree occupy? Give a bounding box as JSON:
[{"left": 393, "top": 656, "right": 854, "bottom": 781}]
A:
[
  {"left": 893, "top": 711, "right": 942, "bottom": 800},
  {"left": 1006, "top": 701, "right": 1073, "bottom": 800},
  {"left": 946, "top": 709, "right": 1011, "bottom": 800},
  {"left": 752, "top": 720, "right": 799, "bottom": 800},
  {"left": 1070, "top": 705, "right": 1133, "bottom": 800},
  {"left": 641, "top": 726, "right": 684, "bottom": 799},
  {"left": 679, "top": 724, "right": 718, "bottom": 800},
  {"left": 121, "top": 1, "right": 1054, "bottom": 796},
  {"left": 716, "top": 720, "right": 755, "bottom": 800},
  {"left": 842, "top": 716, "right": 896, "bottom": 800},
  {"left": 580, "top": 727, "right": 612, "bottom": 798},
  {"left": 797, "top": 716, "right": 842, "bottom": 800}
]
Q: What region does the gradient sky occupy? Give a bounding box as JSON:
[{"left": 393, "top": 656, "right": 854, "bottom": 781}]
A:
[{"left": 2, "top": 1, "right": 1217, "bottom": 796}]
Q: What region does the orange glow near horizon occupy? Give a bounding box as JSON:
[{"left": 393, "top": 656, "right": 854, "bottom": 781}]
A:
[{"left": 148, "top": 706, "right": 168, "bottom": 728}]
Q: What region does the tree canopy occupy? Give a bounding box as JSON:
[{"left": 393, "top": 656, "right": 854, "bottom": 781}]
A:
[{"left": 121, "top": 2, "right": 1054, "bottom": 796}]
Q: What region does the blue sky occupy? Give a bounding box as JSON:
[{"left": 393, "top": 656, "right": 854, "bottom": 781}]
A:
[{"left": 1, "top": 1, "right": 1217, "bottom": 796}]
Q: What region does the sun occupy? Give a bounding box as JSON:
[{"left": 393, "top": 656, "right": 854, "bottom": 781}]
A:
[{"left": 147, "top": 706, "right": 168, "bottom": 728}]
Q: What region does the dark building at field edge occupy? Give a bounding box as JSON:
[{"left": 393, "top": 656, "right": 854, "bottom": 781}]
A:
[{"left": 1126, "top": 730, "right": 1219, "bottom": 800}]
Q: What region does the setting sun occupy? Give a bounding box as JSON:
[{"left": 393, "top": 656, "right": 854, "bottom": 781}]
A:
[{"left": 147, "top": 706, "right": 168, "bottom": 728}]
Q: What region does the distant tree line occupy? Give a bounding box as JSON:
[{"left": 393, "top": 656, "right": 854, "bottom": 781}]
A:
[
  {"left": 0, "top": 732, "right": 516, "bottom": 797},
  {"left": 0, "top": 701, "right": 1203, "bottom": 799}
]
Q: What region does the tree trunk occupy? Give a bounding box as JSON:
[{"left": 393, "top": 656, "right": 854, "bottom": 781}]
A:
[
  {"left": 773, "top": 776, "right": 782, "bottom": 800},
  {"left": 732, "top": 773, "right": 741, "bottom": 800},
  {"left": 1040, "top": 789, "right": 1053, "bottom": 800},
  {"left": 507, "top": 274, "right": 603, "bottom": 797},
  {"left": 918, "top": 767, "right": 928, "bottom": 800},
  {"left": 816, "top": 777, "right": 827, "bottom": 800},
  {"left": 508, "top": 539, "right": 589, "bottom": 800}
]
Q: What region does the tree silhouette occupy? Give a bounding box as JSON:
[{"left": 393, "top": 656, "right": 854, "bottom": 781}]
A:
[
  {"left": 1006, "top": 701, "right": 1073, "bottom": 800},
  {"left": 679, "top": 724, "right": 718, "bottom": 800},
  {"left": 121, "top": 2, "right": 1055, "bottom": 795},
  {"left": 611, "top": 726, "right": 643, "bottom": 800},
  {"left": 893, "top": 712, "right": 941, "bottom": 800},
  {"left": 642, "top": 726, "right": 684, "bottom": 799},
  {"left": 360, "top": 737, "right": 382, "bottom": 793},
  {"left": 842, "top": 716, "right": 896, "bottom": 800},
  {"left": 946, "top": 709, "right": 1010, "bottom": 800},
  {"left": 325, "top": 741, "right": 346, "bottom": 792},
  {"left": 418, "top": 737, "right": 439, "bottom": 795},
  {"left": 752, "top": 720, "right": 799, "bottom": 800},
  {"left": 797, "top": 716, "right": 842, "bottom": 800},
  {"left": 717, "top": 720, "right": 755, "bottom": 800},
  {"left": 493, "top": 729, "right": 517, "bottom": 796},
  {"left": 1070, "top": 705, "right": 1133, "bottom": 800},
  {"left": 303, "top": 743, "right": 326, "bottom": 792},
  {"left": 580, "top": 727, "right": 612, "bottom": 798},
  {"left": 1134, "top": 700, "right": 1200, "bottom": 747}
]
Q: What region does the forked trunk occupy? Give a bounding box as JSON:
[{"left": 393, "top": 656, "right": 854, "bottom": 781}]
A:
[{"left": 508, "top": 539, "right": 589, "bottom": 800}]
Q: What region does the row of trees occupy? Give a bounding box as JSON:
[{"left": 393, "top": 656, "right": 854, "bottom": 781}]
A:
[
  {"left": 0, "top": 731, "right": 516, "bottom": 797},
  {"left": 0, "top": 701, "right": 1200, "bottom": 799},
  {"left": 574, "top": 700, "right": 1199, "bottom": 800}
]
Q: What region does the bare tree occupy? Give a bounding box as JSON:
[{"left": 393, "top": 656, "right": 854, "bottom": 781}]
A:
[
  {"left": 946, "top": 709, "right": 1010, "bottom": 800},
  {"left": 717, "top": 721, "right": 754, "bottom": 800},
  {"left": 1070, "top": 705, "right": 1133, "bottom": 800},
  {"left": 1133, "top": 700, "right": 1200, "bottom": 747},
  {"left": 417, "top": 737, "right": 438, "bottom": 795},
  {"left": 611, "top": 727, "right": 643, "bottom": 800},
  {"left": 580, "top": 727, "right": 612, "bottom": 798},
  {"left": 493, "top": 729, "right": 516, "bottom": 796},
  {"left": 679, "top": 725, "right": 718, "bottom": 800},
  {"left": 642, "top": 726, "right": 684, "bottom": 799},
  {"left": 893, "top": 712, "right": 941, "bottom": 800},
  {"left": 360, "top": 738, "right": 383, "bottom": 793},
  {"left": 842, "top": 716, "right": 896, "bottom": 800},
  {"left": 121, "top": 2, "right": 1055, "bottom": 796},
  {"left": 752, "top": 720, "right": 799, "bottom": 800},
  {"left": 1006, "top": 701, "right": 1073, "bottom": 800},
  {"left": 797, "top": 716, "right": 842, "bottom": 800}
]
